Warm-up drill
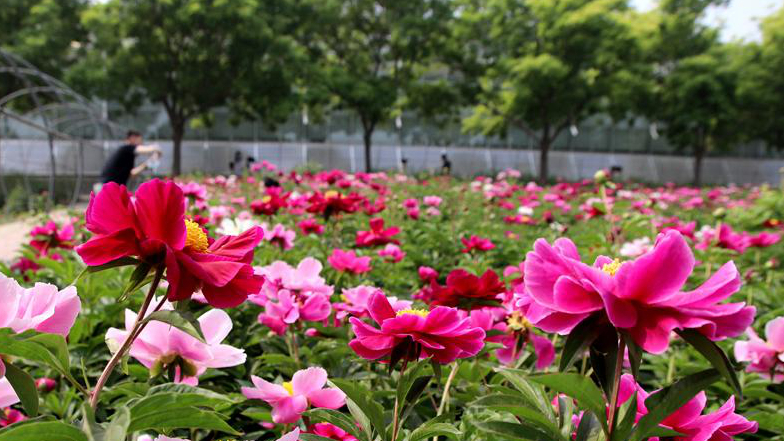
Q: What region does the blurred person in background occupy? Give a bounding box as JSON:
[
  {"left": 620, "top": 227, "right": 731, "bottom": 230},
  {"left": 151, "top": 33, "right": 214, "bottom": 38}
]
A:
[{"left": 98, "top": 130, "right": 162, "bottom": 189}]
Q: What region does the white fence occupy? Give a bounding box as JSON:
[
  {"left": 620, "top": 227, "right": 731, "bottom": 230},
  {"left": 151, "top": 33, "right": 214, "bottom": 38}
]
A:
[{"left": 0, "top": 139, "right": 779, "bottom": 185}]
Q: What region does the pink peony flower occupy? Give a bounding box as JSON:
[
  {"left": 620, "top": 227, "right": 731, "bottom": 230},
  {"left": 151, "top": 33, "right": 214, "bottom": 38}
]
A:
[
  {"left": 328, "top": 249, "right": 372, "bottom": 274},
  {"left": 734, "top": 316, "right": 784, "bottom": 381},
  {"left": 0, "top": 274, "right": 81, "bottom": 337},
  {"left": 262, "top": 223, "right": 296, "bottom": 250},
  {"left": 349, "top": 292, "right": 485, "bottom": 365},
  {"left": 0, "top": 378, "right": 19, "bottom": 408},
  {"left": 522, "top": 230, "right": 755, "bottom": 353},
  {"left": 0, "top": 407, "right": 25, "bottom": 427},
  {"left": 423, "top": 195, "right": 442, "bottom": 207},
  {"left": 619, "top": 237, "right": 652, "bottom": 258},
  {"left": 468, "top": 309, "right": 554, "bottom": 369},
  {"left": 748, "top": 231, "right": 781, "bottom": 248},
  {"left": 377, "top": 244, "right": 406, "bottom": 262},
  {"left": 355, "top": 218, "right": 400, "bottom": 248},
  {"left": 418, "top": 266, "right": 439, "bottom": 282},
  {"left": 251, "top": 258, "right": 333, "bottom": 335},
  {"left": 29, "top": 220, "right": 75, "bottom": 257},
  {"left": 106, "top": 300, "right": 245, "bottom": 385},
  {"left": 241, "top": 367, "right": 346, "bottom": 424}
]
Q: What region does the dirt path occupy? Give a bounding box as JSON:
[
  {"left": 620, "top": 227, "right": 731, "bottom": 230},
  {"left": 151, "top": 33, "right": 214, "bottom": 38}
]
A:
[{"left": 0, "top": 206, "right": 85, "bottom": 263}]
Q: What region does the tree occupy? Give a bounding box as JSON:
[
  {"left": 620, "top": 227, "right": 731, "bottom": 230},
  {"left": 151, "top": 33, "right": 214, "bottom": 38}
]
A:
[
  {"left": 301, "top": 0, "right": 452, "bottom": 172},
  {"left": 635, "top": 0, "right": 731, "bottom": 185},
  {"left": 0, "top": 0, "right": 87, "bottom": 105},
  {"left": 453, "top": 0, "right": 639, "bottom": 183},
  {"left": 735, "top": 7, "right": 784, "bottom": 151},
  {"left": 67, "top": 0, "right": 298, "bottom": 175},
  {"left": 657, "top": 48, "right": 738, "bottom": 186}
]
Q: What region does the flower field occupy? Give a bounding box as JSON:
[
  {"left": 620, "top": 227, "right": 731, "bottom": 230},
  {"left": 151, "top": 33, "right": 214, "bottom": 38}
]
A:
[{"left": 1, "top": 165, "right": 784, "bottom": 441}]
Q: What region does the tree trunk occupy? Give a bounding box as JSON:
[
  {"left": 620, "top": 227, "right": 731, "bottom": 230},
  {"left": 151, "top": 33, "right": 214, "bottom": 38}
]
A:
[
  {"left": 172, "top": 121, "right": 184, "bottom": 176},
  {"left": 538, "top": 137, "right": 551, "bottom": 184},
  {"left": 693, "top": 144, "right": 705, "bottom": 187},
  {"left": 363, "top": 126, "right": 373, "bottom": 173}
]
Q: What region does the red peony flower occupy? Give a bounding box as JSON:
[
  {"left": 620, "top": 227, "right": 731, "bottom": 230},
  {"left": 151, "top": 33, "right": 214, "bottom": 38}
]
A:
[
  {"left": 307, "top": 190, "right": 363, "bottom": 219},
  {"left": 460, "top": 235, "right": 495, "bottom": 253},
  {"left": 76, "top": 180, "right": 263, "bottom": 308},
  {"left": 355, "top": 218, "right": 400, "bottom": 247},
  {"left": 250, "top": 187, "right": 289, "bottom": 216},
  {"left": 431, "top": 269, "right": 506, "bottom": 309}
]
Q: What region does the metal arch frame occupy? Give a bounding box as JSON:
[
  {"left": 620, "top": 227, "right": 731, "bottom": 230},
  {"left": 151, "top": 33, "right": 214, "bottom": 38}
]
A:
[{"left": 0, "top": 48, "right": 127, "bottom": 210}]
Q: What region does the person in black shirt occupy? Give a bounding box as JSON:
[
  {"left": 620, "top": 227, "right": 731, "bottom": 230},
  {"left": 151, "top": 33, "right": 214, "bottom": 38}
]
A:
[{"left": 100, "top": 130, "right": 162, "bottom": 186}]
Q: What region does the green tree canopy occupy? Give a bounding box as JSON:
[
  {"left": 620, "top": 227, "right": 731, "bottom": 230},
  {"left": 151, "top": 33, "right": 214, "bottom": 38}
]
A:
[
  {"left": 300, "top": 0, "right": 452, "bottom": 172},
  {"left": 455, "top": 0, "right": 641, "bottom": 183},
  {"left": 67, "top": 0, "right": 299, "bottom": 175}
]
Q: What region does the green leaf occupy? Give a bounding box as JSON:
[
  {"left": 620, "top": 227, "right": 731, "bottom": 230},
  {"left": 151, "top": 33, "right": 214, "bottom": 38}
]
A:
[
  {"left": 396, "top": 358, "right": 430, "bottom": 405},
  {"left": 472, "top": 421, "right": 559, "bottom": 441},
  {"left": 105, "top": 406, "right": 131, "bottom": 441},
  {"left": 73, "top": 257, "right": 140, "bottom": 284},
  {"left": 120, "top": 263, "right": 153, "bottom": 300},
  {"left": 621, "top": 332, "right": 643, "bottom": 380},
  {"left": 529, "top": 373, "right": 607, "bottom": 433},
  {"left": 128, "top": 391, "right": 237, "bottom": 435},
  {"left": 494, "top": 368, "right": 557, "bottom": 423},
  {"left": 675, "top": 329, "right": 742, "bottom": 397},
  {"left": 141, "top": 310, "right": 206, "bottom": 343},
  {"left": 470, "top": 394, "right": 563, "bottom": 440},
  {"left": 0, "top": 421, "right": 88, "bottom": 441},
  {"left": 3, "top": 362, "right": 39, "bottom": 417},
  {"left": 559, "top": 314, "right": 608, "bottom": 371},
  {"left": 330, "top": 378, "right": 386, "bottom": 441},
  {"left": 574, "top": 412, "right": 602, "bottom": 441},
  {"left": 407, "top": 421, "right": 460, "bottom": 441},
  {"left": 300, "top": 435, "right": 340, "bottom": 441},
  {"left": 611, "top": 392, "right": 636, "bottom": 441},
  {"left": 631, "top": 368, "right": 722, "bottom": 441},
  {"left": 305, "top": 409, "right": 366, "bottom": 441}
]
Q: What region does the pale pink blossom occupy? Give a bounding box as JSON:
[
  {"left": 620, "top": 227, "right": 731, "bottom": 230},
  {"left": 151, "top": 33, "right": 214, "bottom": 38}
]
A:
[
  {"left": 0, "top": 274, "right": 81, "bottom": 337},
  {"left": 423, "top": 196, "right": 442, "bottom": 207},
  {"left": 619, "top": 237, "right": 652, "bottom": 258},
  {"left": 334, "top": 285, "right": 412, "bottom": 321},
  {"left": 734, "top": 316, "right": 784, "bottom": 381},
  {"left": 261, "top": 223, "right": 296, "bottom": 250},
  {"left": 0, "top": 377, "right": 19, "bottom": 408},
  {"left": 242, "top": 367, "right": 346, "bottom": 424},
  {"left": 377, "top": 244, "right": 406, "bottom": 262},
  {"left": 106, "top": 301, "right": 245, "bottom": 385}
]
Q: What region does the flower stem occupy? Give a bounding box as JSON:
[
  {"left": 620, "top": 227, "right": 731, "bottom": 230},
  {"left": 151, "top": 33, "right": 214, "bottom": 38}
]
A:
[
  {"left": 606, "top": 336, "right": 627, "bottom": 438},
  {"left": 391, "top": 360, "right": 409, "bottom": 441},
  {"left": 89, "top": 267, "right": 163, "bottom": 410},
  {"left": 432, "top": 362, "right": 459, "bottom": 441}
]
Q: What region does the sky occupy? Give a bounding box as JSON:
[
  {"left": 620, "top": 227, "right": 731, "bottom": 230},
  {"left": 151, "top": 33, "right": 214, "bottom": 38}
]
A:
[{"left": 632, "top": 0, "right": 783, "bottom": 41}]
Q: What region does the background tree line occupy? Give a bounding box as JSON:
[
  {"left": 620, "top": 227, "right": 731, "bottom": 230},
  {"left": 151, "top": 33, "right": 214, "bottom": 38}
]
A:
[{"left": 2, "top": 0, "right": 784, "bottom": 185}]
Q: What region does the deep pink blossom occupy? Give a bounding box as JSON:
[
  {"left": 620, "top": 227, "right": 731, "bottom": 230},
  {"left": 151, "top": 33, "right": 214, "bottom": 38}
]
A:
[
  {"left": 309, "top": 422, "right": 358, "bottom": 441},
  {"left": 522, "top": 230, "right": 755, "bottom": 353},
  {"left": 378, "top": 244, "right": 406, "bottom": 262},
  {"left": 334, "top": 286, "right": 411, "bottom": 321},
  {"left": 241, "top": 367, "right": 346, "bottom": 424},
  {"left": 349, "top": 292, "right": 485, "bottom": 364}
]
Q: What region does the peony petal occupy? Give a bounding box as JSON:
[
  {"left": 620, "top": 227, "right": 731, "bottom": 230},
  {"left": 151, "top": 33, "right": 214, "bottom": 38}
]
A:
[
  {"left": 765, "top": 317, "right": 784, "bottom": 352},
  {"left": 76, "top": 229, "right": 140, "bottom": 266},
  {"left": 291, "top": 367, "right": 328, "bottom": 396},
  {"left": 307, "top": 387, "right": 346, "bottom": 409},
  {"left": 133, "top": 180, "right": 186, "bottom": 249},
  {"left": 271, "top": 396, "right": 308, "bottom": 424},
  {"left": 198, "top": 309, "right": 233, "bottom": 345}
]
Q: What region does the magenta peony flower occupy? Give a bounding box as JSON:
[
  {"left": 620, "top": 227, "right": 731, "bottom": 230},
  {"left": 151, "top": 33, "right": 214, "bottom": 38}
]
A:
[
  {"left": 349, "top": 292, "right": 485, "bottom": 365},
  {"left": 616, "top": 374, "right": 758, "bottom": 441},
  {"left": 328, "top": 249, "right": 372, "bottom": 274},
  {"left": 334, "top": 285, "right": 411, "bottom": 321},
  {"left": 309, "top": 422, "right": 358, "bottom": 441},
  {"left": 521, "top": 230, "right": 755, "bottom": 353},
  {"left": 106, "top": 300, "right": 245, "bottom": 385},
  {"left": 734, "top": 316, "right": 784, "bottom": 381},
  {"left": 261, "top": 223, "right": 296, "bottom": 250},
  {"left": 241, "top": 367, "right": 346, "bottom": 424}
]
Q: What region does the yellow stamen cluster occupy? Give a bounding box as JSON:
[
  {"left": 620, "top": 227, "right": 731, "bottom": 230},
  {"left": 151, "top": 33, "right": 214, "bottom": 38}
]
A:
[
  {"left": 507, "top": 312, "right": 532, "bottom": 331},
  {"left": 184, "top": 219, "right": 209, "bottom": 253},
  {"left": 602, "top": 258, "right": 622, "bottom": 277},
  {"left": 396, "top": 308, "right": 430, "bottom": 318},
  {"left": 324, "top": 190, "right": 340, "bottom": 199},
  {"left": 283, "top": 381, "right": 294, "bottom": 396},
  {"left": 261, "top": 195, "right": 272, "bottom": 203}
]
